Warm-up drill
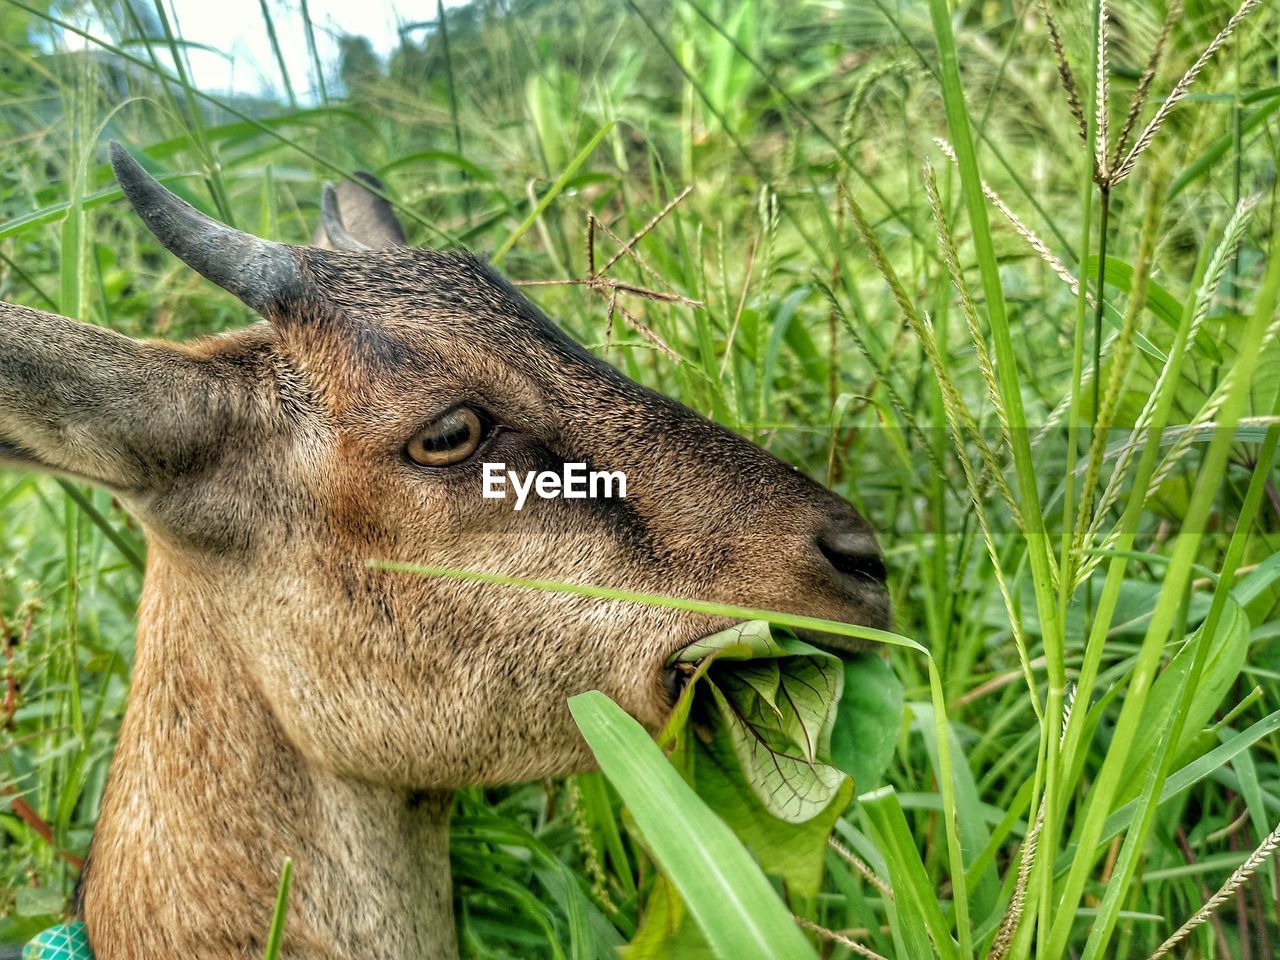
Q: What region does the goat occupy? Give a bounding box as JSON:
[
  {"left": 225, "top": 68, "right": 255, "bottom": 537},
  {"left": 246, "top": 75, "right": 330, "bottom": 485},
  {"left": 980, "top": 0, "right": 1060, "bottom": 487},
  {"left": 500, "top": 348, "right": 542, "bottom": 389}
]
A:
[{"left": 0, "top": 144, "right": 890, "bottom": 959}]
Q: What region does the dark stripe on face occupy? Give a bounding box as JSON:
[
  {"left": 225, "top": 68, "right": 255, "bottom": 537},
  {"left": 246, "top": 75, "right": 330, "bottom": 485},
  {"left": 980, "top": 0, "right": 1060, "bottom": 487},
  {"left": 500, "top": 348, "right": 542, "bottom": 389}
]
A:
[{"left": 519, "top": 440, "right": 660, "bottom": 564}]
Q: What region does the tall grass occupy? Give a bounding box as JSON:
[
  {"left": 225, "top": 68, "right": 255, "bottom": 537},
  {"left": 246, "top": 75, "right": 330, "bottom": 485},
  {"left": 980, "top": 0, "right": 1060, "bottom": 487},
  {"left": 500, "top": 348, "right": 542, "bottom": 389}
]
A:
[{"left": 2, "top": 0, "right": 1279, "bottom": 956}]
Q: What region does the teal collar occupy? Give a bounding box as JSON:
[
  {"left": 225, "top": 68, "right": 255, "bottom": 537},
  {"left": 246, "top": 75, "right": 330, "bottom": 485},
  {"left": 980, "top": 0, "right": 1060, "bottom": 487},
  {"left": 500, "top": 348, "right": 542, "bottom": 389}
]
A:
[{"left": 23, "top": 923, "right": 92, "bottom": 960}]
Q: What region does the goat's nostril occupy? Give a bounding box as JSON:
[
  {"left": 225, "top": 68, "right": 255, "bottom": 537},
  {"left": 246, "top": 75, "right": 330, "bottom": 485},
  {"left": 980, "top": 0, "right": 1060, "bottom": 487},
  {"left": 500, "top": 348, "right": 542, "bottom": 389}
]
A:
[{"left": 817, "top": 529, "right": 887, "bottom": 584}]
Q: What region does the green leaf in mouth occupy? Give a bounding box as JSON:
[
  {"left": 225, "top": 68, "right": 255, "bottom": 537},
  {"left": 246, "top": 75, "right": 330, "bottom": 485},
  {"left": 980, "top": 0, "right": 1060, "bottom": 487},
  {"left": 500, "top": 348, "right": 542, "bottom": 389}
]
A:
[
  {"left": 630, "top": 620, "right": 904, "bottom": 955},
  {"left": 667, "top": 620, "right": 848, "bottom": 823}
]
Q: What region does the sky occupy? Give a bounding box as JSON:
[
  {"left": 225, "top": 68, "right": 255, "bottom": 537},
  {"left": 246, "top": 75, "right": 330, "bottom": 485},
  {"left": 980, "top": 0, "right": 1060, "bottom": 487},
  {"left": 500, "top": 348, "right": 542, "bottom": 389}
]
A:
[{"left": 62, "top": 0, "right": 472, "bottom": 100}]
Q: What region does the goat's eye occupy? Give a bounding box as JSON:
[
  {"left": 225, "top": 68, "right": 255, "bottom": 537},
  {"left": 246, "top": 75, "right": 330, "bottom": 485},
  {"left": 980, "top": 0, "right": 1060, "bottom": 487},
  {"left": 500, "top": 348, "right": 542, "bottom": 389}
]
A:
[{"left": 406, "top": 407, "right": 486, "bottom": 466}]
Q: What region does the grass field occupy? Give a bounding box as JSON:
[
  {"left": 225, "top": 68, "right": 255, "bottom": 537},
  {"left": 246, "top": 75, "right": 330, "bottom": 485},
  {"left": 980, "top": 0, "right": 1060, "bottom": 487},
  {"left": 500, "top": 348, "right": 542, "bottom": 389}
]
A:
[{"left": 2, "top": 0, "right": 1280, "bottom": 956}]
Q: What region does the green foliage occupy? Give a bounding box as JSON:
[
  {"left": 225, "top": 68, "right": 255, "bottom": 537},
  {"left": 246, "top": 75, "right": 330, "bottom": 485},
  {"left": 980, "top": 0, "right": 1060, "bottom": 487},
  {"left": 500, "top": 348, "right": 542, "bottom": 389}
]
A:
[
  {"left": 2, "top": 0, "right": 1280, "bottom": 957},
  {"left": 263, "top": 859, "right": 293, "bottom": 960},
  {"left": 832, "top": 653, "right": 903, "bottom": 794},
  {"left": 666, "top": 621, "right": 853, "bottom": 822},
  {"left": 638, "top": 619, "right": 903, "bottom": 947},
  {"left": 569, "top": 691, "right": 818, "bottom": 960}
]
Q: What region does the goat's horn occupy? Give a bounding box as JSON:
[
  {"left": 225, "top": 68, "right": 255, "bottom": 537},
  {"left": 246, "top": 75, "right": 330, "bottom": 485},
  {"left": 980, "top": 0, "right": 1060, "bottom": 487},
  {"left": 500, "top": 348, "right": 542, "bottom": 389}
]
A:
[
  {"left": 320, "top": 183, "right": 371, "bottom": 252},
  {"left": 109, "top": 141, "right": 302, "bottom": 313}
]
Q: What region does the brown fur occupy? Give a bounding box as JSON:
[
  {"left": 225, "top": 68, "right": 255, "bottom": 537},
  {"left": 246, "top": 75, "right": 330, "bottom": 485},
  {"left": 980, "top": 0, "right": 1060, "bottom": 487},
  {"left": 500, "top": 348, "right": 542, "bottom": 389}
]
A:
[{"left": 0, "top": 173, "right": 889, "bottom": 959}]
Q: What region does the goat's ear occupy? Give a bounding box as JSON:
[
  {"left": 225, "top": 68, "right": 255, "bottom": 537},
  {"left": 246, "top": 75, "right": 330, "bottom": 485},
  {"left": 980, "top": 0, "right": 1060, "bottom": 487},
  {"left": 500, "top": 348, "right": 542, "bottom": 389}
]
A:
[
  {"left": 110, "top": 142, "right": 303, "bottom": 314},
  {"left": 312, "top": 173, "right": 407, "bottom": 251},
  {"left": 0, "top": 302, "right": 235, "bottom": 493}
]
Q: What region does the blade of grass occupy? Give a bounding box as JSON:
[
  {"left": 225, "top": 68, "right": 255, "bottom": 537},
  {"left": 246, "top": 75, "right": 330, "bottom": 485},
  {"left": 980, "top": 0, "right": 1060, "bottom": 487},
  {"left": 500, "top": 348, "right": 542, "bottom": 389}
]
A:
[
  {"left": 371, "top": 561, "right": 925, "bottom": 654},
  {"left": 54, "top": 481, "right": 144, "bottom": 574},
  {"left": 257, "top": 0, "right": 297, "bottom": 110},
  {"left": 1046, "top": 193, "right": 1280, "bottom": 960},
  {"left": 568, "top": 691, "right": 819, "bottom": 960},
  {"left": 862, "top": 786, "right": 961, "bottom": 960},
  {"left": 492, "top": 121, "right": 616, "bottom": 264},
  {"left": 263, "top": 858, "right": 293, "bottom": 960},
  {"left": 926, "top": 7, "right": 1068, "bottom": 951},
  {"left": 9, "top": 2, "right": 455, "bottom": 244}
]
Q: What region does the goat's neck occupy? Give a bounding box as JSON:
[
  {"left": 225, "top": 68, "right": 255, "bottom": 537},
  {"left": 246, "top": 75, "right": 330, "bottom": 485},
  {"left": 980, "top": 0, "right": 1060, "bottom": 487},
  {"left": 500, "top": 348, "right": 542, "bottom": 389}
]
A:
[{"left": 80, "top": 553, "right": 458, "bottom": 960}]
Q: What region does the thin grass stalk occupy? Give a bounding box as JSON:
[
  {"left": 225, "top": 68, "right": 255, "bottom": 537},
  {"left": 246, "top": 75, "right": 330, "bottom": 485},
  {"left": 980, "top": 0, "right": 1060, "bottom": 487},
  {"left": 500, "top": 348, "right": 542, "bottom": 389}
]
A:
[
  {"left": 1081, "top": 198, "right": 1259, "bottom": 568},
  {"left": 262, "top": 858, "right": 294, "bottom": 960},
  {"left": 1035, "top": 0, "right": 1088, "bottom": 145},
  {"left": 1053, "top": 235, "right": 1215, "bottom": 856},
  {"left": 828, "top": 71, "right": 871, "bottom": 413},
  {"left": 13, "top": 2, "right": 454, "bottom": 242},
  {"left": 1026, "top": 3, "right": 1110, "bottom": 944},
  {"left": 1110, "top": 0, "right": 1181, "bottom": 169},
  {"left": 1112, "top": 0, "right": 1263, "bottom": 185},
  {"left": 375, "top": 561, "right": 925, "bottom": 653},
  {"left": 973, "top": 0, "right": 1024, "bottom": 140},
  {"left": 1149, "top": 818, "right": 1280, "bottom": 960},
  {"left": 713, "top": 222, "right": 742, "bottom": 422},
  {"left": 921, "top": 161, "right": 1020, "bottom": 520},
  {"left": 256, "top": 0, "right": 297, "bottom": 110},
  {"left": 1089, "top": 186, "right": 1110, "bottom": 436},
  {"left": 1071, "top": 170, "right": 1164, "bottom": 565},
  {"left": 1046, "top": 207, "right": 1280, "bottom": 960},
  {"left": 753, "top": 188, "right": 779, "bottom": 440},
  {"left": 718, "top": 238, "right": 756, "bottom": 379},
  {"left": 1081, "top": 416, "right": 1280, "bottom": 958},
  {"left": 794, "top": 916, "right": 890, "bottom": 960},
  {"left": 1094, "top": 0, "right": 1110, "bottom": 183},
  {"left": 55, "top": 74, "right": 92, "bottom": 856},
  {"left": 299, "top": 0, "right": 329, "bottom": 106},
  {"left": 436, "top": 0, "right": 470, "bottom": 224},
  {"left": 1087, "top": 0, "right": 1114, "bottom": 539},
  {"left": 1229, "top": 59, "right": 1244, "bottom": 309},
  {"left": 928, "top": 659, "right": 973, "bottom": 956}
]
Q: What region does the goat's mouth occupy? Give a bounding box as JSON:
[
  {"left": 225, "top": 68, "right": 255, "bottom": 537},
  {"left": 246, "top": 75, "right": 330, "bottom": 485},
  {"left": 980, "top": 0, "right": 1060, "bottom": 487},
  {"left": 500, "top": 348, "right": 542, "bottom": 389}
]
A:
[
  {"left": 663, "top": 661, "right": 691, "bottom": 705},
  {"left": 660, "top": 611, "right": 890, "bottom": 706},
  {"left": 659, "top": 620, "right": 779, "bottom": 705},
  {"left": 661, "top": 628, "right": 727, "bottom": 706}
]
